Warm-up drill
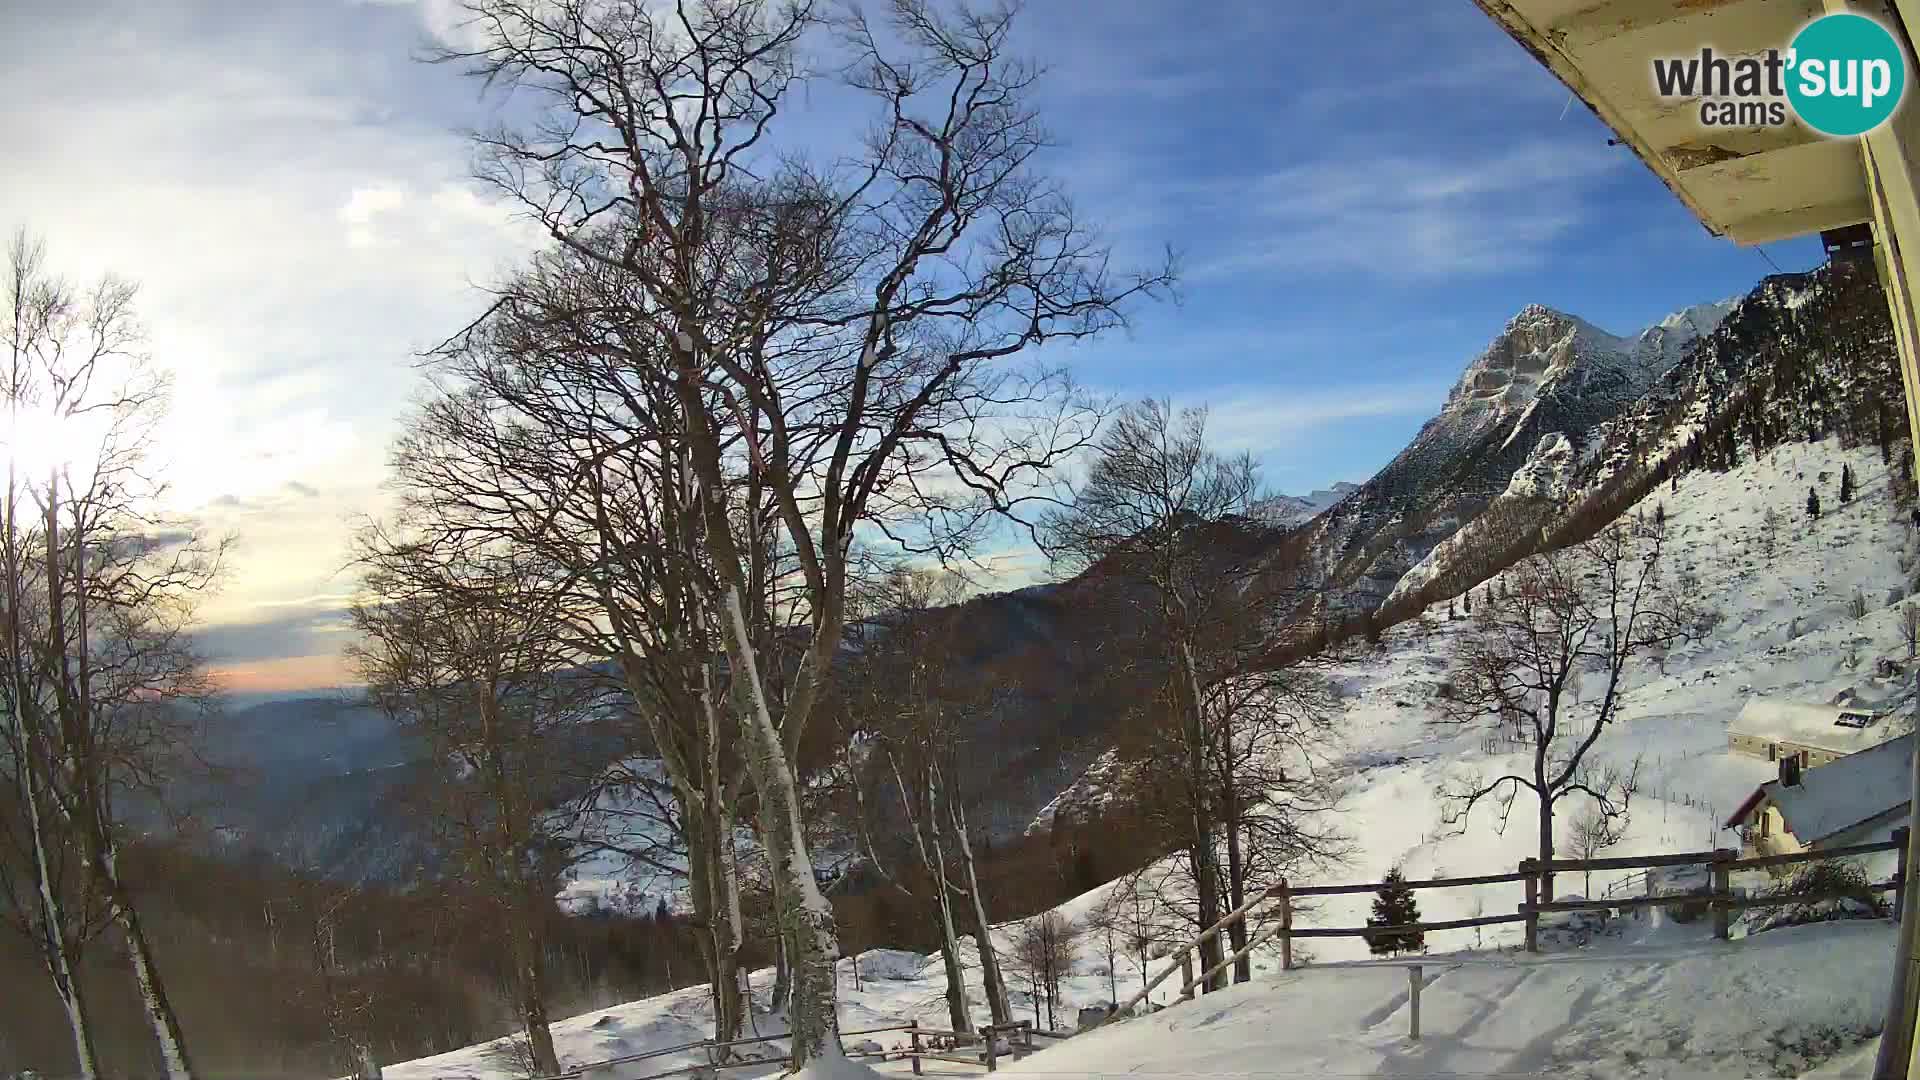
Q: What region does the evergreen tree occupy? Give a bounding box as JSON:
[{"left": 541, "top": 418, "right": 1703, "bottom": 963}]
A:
[
  {"left": 1840, "top": 463, "right": 1855, "bottom": 503},
  {"left": 1655, "top": 502, "right": 1666, "bottom": 527},
  {"left": 656, "top": 897, "right": 672, "bottom": 924},
  {"left": 1462, "top": 591, "right": 1472, "bottom": 615},
  {"left": 1366, "top": 867, "right": 1424, "bottom": 956},
  {"left": 1447, "top": 599, "right": 1456, "bottom": 620},
  {"left": 1808, "top": 486, "right": 1822, "bottom": 521}
]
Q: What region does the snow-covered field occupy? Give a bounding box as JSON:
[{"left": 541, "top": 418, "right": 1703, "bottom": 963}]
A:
[
  {"left": 395, "top": 439, "right": 1915, "bottom": 1080},
  {"left": 1001, "top": 919, "right": 1895, "bottom": 1080}
]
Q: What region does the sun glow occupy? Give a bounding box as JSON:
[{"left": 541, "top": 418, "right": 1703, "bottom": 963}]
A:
[{"left": 0, "top": 402, "right": 117, "bottom": 496}]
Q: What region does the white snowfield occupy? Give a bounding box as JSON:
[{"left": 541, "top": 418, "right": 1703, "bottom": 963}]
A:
[
  {"left": 397, "top": 439, "right": 1915, "bottom": 1080},
  {"left": 1000, "top": 921, "right": 1894, "bottom": 1080}
]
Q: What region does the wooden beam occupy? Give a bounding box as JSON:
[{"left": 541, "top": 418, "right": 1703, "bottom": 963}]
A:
[
  {"left": 1723, "top": 198, "right": 1875, "bottom": 243},
  {"left": 1549, "top": 0, "right": 1818, "bottom": 50},
  {"left": 1287, "top": 870, "right": 1536, "bottom": 897}
]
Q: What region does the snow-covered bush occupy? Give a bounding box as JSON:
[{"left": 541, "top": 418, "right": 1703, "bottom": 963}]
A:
[{"left": 1743, "top": 861, "right": 1889, "bottom": 934}]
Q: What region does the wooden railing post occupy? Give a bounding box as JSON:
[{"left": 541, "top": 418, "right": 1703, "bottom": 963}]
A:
[
  {"left": 1178, "top": 950, "right": 1194, "bottom": 1000},
  {"left": 1407, "top": 965, "right": 1423, "bottom": 1042},
  {"left": 1521, "top": 859, "right": 1539, "bottom": 953},
  {"left": 1022, "top": 1020, "right": 1034, "bottom": 1054},
  {"left": 1894, "top": 826, "right": 1911, "bottom": 922},
  {"left": 985, "top": 1024, "right": 997, "bottom": 1073},
  {"left": 1711, "top": 848, "right": 1734, "bottom": 940},
  {"left": 1278, "top": 879, "right": 1294, "bottom": 971},
  {"left": 910, "top": 1019, "right": 921, "bottom": 1076}
]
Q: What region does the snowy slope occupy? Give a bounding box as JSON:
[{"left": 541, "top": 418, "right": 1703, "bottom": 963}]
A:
[
  {"left": 999, "top": 921, "right": 1893, "bottom": 1080},
  {"left": 394, "top": 437, "right": 1916, "bottom": 1080}
]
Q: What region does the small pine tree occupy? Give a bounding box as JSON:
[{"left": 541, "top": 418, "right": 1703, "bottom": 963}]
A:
[
  {"left": 1807, "top": 486, "right": 1822, "bottom": 521},
  {"left": 1447, "top": 599, "right": 1456, "bottom": 620},
  {"left": 1462, "top": 590, "right": 1472, "bottom": 615},
  {"left": 1366, "top": 867, "right": 1424, "bottom": 956},
  {"left": 656, "top": 896, "right": 672, "bottom": 923},
  {"left": 1840, "top": 463, "right": 1855, "bottom": 503},
  {"left": 1655, "top": 502, "right": 1666, "bottom": 527}
]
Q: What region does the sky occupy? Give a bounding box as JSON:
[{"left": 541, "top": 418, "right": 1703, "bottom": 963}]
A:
[{"left": 0, "top": 0, "right": 1826, "bottom": 693}]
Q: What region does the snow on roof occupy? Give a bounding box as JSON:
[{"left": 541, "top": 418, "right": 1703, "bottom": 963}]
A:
[
  {"left": 1750, "top": 733, "right": 1914, "bottom": 846},
  {"left": 1727, "top": 697, "right": 1896, "bottom": 756}
]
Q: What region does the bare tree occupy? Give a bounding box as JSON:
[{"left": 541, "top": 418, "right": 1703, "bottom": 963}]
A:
[
  {"left": 837, "top": 567, "right": 1013, "bottom": 1031},
  {"left": 1041, "top": 399, "right": 1335, "bottom": 989},
  {"left": 0, "top": 229, "right": 224, "bottom": 1080},
  {"left": 1436, "top": 519, "right": 1681, "bottom": 901},
  {"left": 348, "top": 539, "right": 601, "bottom": 1077},
  {"left": 1568, "top": 801, "right": 1628, "bottom": 898},
  {"left": 1010, "top": 912, "right": 1079, "bottom": 1031},
  {"left": 1901, "top": 603, "right": 1919, "bottom": 658},
  {"left": 423, "top": 0, "right": 1170, "bottom": 1061}
]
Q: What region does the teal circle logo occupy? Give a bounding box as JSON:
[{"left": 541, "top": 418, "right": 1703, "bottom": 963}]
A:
[{"left": 1787, "top": 13, "right": 1907, "bottom": 137}]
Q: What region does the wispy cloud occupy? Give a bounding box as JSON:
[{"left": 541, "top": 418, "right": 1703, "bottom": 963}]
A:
[
  {"left": 1188, "top": 381, "right": 1452, "bottom": 458},
  {"left": 1193, "top": 140, "right": 1627, "bottom": 280}
]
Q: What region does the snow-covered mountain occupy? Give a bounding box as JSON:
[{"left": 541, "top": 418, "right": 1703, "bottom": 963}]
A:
[
  {"left": 1288, "top": 295, "right": 1738, "bottom": 610},
  {"left": 1389, "top": 262, "right": 1896, "bottom": 609},
  {"left": 1261, "top": 482, "right": 1361, "bottom": 527}
]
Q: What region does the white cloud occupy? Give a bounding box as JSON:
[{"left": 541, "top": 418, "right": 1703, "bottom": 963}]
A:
[{"left": 0, "top": 3, "right": 540, "bottom": 680}]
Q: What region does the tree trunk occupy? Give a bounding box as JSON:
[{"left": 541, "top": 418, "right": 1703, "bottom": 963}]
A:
[
  {"left": 721, "top": 586, "right": 841, "bottom": 1067},
  {"left": 10, "top": 707, "right": 98, "bottom": 1080},
  {"left": 513, "top": 903, "right": 560, "bottom": 1077},
  {"left": 935, "top": 917, "right": 970, "bottom": 1034},
  {"left": 1174, "top": 641, "right": 1225, "bottom": 992},
  {"left": 117, "top": 880, "right": 197, "bottom": 1080},
  {"left": 1538, "top": 795, "right": 1556, "bottom": 905},
  {"left": 58, "top": 486, "right": 196, "bottom": 1080},
  {"left": 1223, "top": 796, "right": 1249, "bottom": 984},
  {"left": 950, "top": 800, "right": 1010, "bottom": 1025},
  {"left": 688, "top": 807, "right": 745, "bottom": 1043},
  {"left": 925, "top": 776, "right": 973, "bottom": 1033}
]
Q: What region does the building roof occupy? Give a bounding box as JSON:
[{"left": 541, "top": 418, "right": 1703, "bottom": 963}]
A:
[
  {"left": 1728, "top": 697, "right": 1896, "bottom": 756},
  {"left": 1471, "top": 0, "right": 1871, "bottom": 245},
  {"left": 1726, "top": 732, "right": 1914, "bottom": 844}
]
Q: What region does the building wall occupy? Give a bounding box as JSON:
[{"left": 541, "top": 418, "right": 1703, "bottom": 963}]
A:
[
  {"left": 1737, "top": 804, "right": 1807, "bottom": 859},
  {"left": 1726, "top": 734, "right": 1845, "bottom": 768}
]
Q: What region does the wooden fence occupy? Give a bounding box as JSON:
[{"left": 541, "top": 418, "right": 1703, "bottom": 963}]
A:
[
  {"left": 523, "top": 1018, "right": 1066, "bottom": 1080},
  {"left": 1110, "top": 828, "right": 1911, "bottom": 1024}
]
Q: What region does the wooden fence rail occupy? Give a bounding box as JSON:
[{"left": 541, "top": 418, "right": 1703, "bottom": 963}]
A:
[
  {"left": 523, "top": 1017, "right": 1066, "bottom": 1080},
  {"left": 1102, "top": 827, "right": 1912, "bottom": 1035}
]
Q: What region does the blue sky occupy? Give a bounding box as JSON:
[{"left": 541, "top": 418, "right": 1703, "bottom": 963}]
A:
[{"left": 0, "top": 0, "right": 1824, "bottom": 688}]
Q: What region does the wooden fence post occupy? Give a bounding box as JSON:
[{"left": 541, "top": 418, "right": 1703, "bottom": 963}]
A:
[
  {"left": 1407, "top": 965, "right": 1422, "bottom": 1042},
  {"left": 1178, "top": 950, "right": 1194, "bottom": 1000},
  {"left": 1895, "top": 826, "right": 1911, "bottom": 922},
  {"left": 910, "top": 1019, "right": 921, "bottom": 1076},
  {"left": 985, "top": 1025, "right": 997, "bottom": 1073},
  {"left": 1711, "top": 848, "right": 1734, "bottom": 941},
  {"left": 1279, "top": 879, "right": 1294, "bottom": 971},
  {"left": 1521, "top": 859, "right": 1539, "bottom": 953}
]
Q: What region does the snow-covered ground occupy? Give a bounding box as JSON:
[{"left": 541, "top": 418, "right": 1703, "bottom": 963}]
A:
[
  {"left": 394, "top": 439, "right": 1914, "bottom": 1080},
  {"left": 1001, "top": 919, "right": 1895, "bottom": 1080}
]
